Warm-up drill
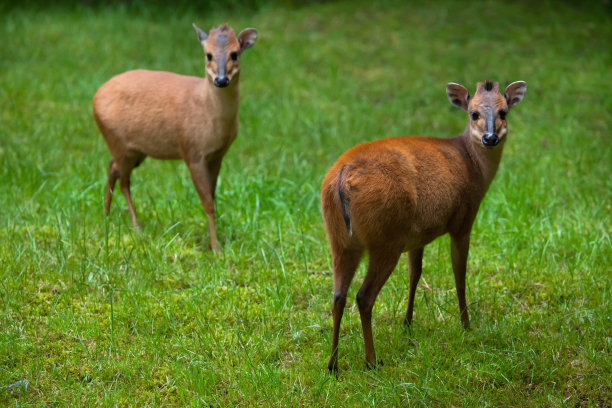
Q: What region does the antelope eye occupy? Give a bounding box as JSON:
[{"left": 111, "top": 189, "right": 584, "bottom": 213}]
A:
[
  {"left": 230, "top": 52, "right": 238, "bottom": 61},
  {"left": 206, "top": 53, "right": 213, "bottom": 62},
  {"left": 470, "top": 112, "right": 480, "bottom": 121},
  {"left": 499, "top": 110, "right": 507, "bottom": 120}
]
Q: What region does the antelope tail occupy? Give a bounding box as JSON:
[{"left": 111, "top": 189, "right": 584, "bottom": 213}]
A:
[{"left": 337, "top": 165, "right": 352, "bottom": 236}]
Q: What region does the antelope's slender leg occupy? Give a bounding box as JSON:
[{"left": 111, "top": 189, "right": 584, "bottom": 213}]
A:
[
  {"left": 451, "top": 233, "right": 471, "bottom": 328},
  {"left": 328, "top": 247, "right": 363, "bottom": 372},
  {"left": 104, "top": 160, "right": 119, "bottom": 216},
  {"left": 356, "top": 247, "right": 402, "bottom": 367},
  {"left": 404, "top": 247, "right": 424, "bottom": 326},
  {"left": 187, "top": 160, "right": 220, "bottom": 251}
]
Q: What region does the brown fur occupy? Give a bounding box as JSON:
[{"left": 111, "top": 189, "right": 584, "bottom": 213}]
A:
[
  {"left": 93, "top": 24, "right": 257, "bottom": 251},
  {"left": 322, "top": 80, "right": 526, "bottom": 371}
]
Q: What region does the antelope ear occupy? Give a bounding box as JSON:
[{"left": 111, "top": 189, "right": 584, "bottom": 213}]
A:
[
  {"left": 504, "top": 81, "right": 527, "bottom": 109},
  {"left": 238, "top": 28, "right": 257, "bottom": 51},
  {"left": 446, "top": 83, "right": 470, "bottom": 112},
  {"left": 192, "top": 23, "right": 207, "bottom": 43}
]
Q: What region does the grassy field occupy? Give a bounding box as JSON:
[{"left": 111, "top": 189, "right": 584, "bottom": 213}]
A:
[{"left": 1, "top": 0, "right": 610, "bottom": 406}]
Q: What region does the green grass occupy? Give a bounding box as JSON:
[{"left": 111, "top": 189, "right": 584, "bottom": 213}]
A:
[{"left": 1, "top": 0, "right": 610, "bottom": 406}]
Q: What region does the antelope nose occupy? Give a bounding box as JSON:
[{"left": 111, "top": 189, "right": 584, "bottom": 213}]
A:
[
  {"left": 214, "top": 76, "right": 230, "bottom": 88},
  {"left": 482, "top": 133, "right": 500, "bottom": 147}
]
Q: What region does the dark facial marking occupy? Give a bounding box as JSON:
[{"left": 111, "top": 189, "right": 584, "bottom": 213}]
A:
[
  {"left": 484, "top": 107, "right": 495, "bottom": 134},
  {"left": 215, "top": 34, "right": 228, "bottom": 46},
  {"left": 217, "top": 55, "right": 228, "bottom": 76},
  {"left": 212, "top": 35, "right": 231, "bottom": 79},
  {"left": 484, "top": 80, "right": 493, "bottom": 91}
]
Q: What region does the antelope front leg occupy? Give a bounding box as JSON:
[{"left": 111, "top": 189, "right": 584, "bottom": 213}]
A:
[
  {"left": 450, "top": 233, "right": 471, "bottom": 328},
  {"left": 404, "top": 247, "right": 424, "bottom": 326},
  {"left": 187, "top": 160, "right": 220, "bottom": 251}
]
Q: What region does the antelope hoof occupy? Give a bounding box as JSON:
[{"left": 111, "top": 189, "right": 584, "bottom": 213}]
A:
[
  {"left": 403, "top": 319, "right": 414, "bottom": 335},
  {"left": 365, "top": 358, "right": 383, "bottom": 370}
]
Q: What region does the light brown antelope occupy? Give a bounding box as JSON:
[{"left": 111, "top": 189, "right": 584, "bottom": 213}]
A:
[
  {"left": 321, "top": 80, "right": 527, "bottom": 371},
  {"left": 93, "top": 24, "right": 257, "bottom": 251}
]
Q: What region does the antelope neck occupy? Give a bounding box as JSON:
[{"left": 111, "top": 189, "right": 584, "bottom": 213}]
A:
[
  {"left": 202, "top": 73, "right": 240, "bottom": 115},
  {"left": 459, "top": 127, "right": 505, "bottom": 190}
]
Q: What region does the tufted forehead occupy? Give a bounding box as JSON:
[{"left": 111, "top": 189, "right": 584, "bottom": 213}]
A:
[
  {"left": 207, "top": 24, "right": 239, "bottom": 48},
  {"left": 471, "top": 80, "right": 506, "bottom": 108}
]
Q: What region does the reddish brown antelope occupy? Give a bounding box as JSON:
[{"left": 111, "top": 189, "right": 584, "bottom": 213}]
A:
[
  {"left": 93, "top": 24, "right": 257, "bottom": 251},
  {"left": 321, "top": 80, "right": 527, "bottom": 371}
]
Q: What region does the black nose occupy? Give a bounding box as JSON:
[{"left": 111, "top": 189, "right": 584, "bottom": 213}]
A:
[
  {"left": 482, "top": 133, "right": 499, "bottom": 147},
  {"left": 214, "top": 76, "right": 230, "bottom": 88}
]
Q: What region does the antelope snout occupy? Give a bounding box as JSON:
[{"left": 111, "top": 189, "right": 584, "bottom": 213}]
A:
[
  {"left": 482, "top": 133, "right": 500, "bottom": 147},
  {"left": 213, "top": 76, "right": 230, "bottom": 88}
]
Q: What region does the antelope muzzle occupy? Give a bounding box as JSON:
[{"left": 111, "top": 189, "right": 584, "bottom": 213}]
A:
[
  {"left": 482, "top": 109, "right": 499, "bottom": 147},
  {"left": 214, "top": 75, "right": 230, "bottom": 88}
]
